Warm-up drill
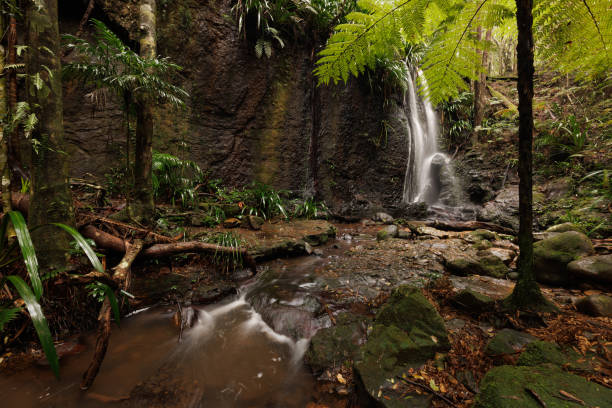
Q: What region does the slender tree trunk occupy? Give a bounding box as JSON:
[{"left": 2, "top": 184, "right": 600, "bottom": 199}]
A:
[
  {"left": 26, "top": 0, "right": 75, "bottom": 269},
  {"left": 131, "top": 0, "right": 156, "bottom": 222},
  {"left": 505, "top": 0, "right": 552, "bottom": 311},
  {"left": 473, "top": 27, "right": 491, "bottom": 140},
  {"left": 0, "top": 14, "right": 11, "bottom": 212}
]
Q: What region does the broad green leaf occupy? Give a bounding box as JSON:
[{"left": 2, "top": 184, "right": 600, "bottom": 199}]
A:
[
  {"left": 7, "top": 211, "right": 42, "bottom": 300},
  {"left": 50, "top": 223, "right": 104, "bottom": 273},
  {"left": 5, "top": 276, "right": 59, "bottom": 378}
]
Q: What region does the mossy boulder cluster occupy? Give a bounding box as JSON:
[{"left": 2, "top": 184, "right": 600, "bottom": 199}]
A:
[
  {"left": 353, "top": 286, "right": 450, "bottom": 406},
  {"left": 533, "top": 231, "right": 594, "bottom": 285}
]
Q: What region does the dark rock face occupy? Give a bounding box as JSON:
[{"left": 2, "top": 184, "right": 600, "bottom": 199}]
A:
[{"left": 61, "top": 0, "right": 411, "bottom": 212}]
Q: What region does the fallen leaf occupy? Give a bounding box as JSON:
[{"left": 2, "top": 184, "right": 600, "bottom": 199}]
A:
[{"left": 336, "top": 373, "right": 346, "bottom": 384}]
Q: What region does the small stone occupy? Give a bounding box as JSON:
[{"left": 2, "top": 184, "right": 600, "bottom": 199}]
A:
[
  {"left": 245, "top": 215, "right": 264, "bottom": 230},
  {"left": 575, "top": 294, "right": 612, "bottom": 317},
  {"left": 373, "top": 212, "right": 394, "bottom": 223},
  {"left": 376, "top": 224, "right": 398, "bottom": 241},
  {"left": 507, "top": 271, "right": 519, "bottom": 280}
]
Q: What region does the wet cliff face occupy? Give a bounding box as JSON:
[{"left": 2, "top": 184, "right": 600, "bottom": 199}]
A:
[{"left": 61, "top": 0, "right": 410, "bottom": 212}]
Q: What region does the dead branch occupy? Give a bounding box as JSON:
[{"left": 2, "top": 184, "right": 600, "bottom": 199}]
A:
[
  {"left": 79, "top": 213, "right": 175, "bottom": 243},
  {"left": 424, "top": 220, "right": 515, "bottom": 235},
  {"left": 81, "top": 240, "right": 144, "bottom": 390}
]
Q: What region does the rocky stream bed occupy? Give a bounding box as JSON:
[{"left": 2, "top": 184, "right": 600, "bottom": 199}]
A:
[{"left": 1, "top": 218, "right": 611, "bottom": 408}]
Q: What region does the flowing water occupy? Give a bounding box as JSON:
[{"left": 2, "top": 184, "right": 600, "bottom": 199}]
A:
[
  {"left": 0, "top": 236, "right": 369, "bottom": 408},
  {"left": 402, "top": 69, "right": 454, "bottom": 205}
]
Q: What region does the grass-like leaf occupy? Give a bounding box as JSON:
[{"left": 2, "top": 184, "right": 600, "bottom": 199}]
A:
[
  {"left": 6, "top": 211, "right": 43, "bottom": 300},
  {"left": 100, "top": 283, "right": 121, "bottom": 326},
  {"left": 5, "top": 275, "right": 59, "bottom": 378},
  {"left": 50, "top": 223, "right": 104, "bottom": 273}
]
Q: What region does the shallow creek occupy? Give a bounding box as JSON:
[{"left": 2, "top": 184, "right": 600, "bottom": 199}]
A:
[{"left": 0, "top": 228, "right": 371, "bottom": 407}]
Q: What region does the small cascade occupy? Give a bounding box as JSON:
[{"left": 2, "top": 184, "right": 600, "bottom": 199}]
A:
[{"left": 402, "top": 69, "right": 456, "bottom": 205}]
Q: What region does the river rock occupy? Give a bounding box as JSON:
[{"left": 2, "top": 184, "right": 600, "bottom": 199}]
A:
[
  {"left": 243, "top": 215, "right": 264, "bottom": 230},
  {"left": 353, "top": 286, "right": 449, "bottom": 407},
  {"left": 478, "top": 186, "right": 519, "bottom": 231},
  {"left": 485, "top": 329, "right": 537, "bottom": 356},
  {"left": 483, "top": 247, "right": 515, "bottom": 265},
  {"left": 445, "top": 254, "right": 508, "bottom": 278},
  {"left": 306, "top": 313, "right": 366, "bottom": 374},
  {"left": 575, "top": 294, "right": 612, "bottom": 317},
  {"left": 533, "top": 231, "right": 594, "bottom": 285},
  {"left": 376, "top": 224, "right": 398, "bottom": 241},
  {"left": 473, "top": 365, "right": 612, "bottom": 408},
  {"left": 568, "top": 254, "right": 612, "bottom": 284},
  {"left": 373, "top": 212, "right": 394, "bottom": 223}
]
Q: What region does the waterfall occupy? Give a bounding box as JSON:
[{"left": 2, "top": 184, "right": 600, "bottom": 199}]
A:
[{"left": 401, "top": 69, "right": 453, "bottom": 204}]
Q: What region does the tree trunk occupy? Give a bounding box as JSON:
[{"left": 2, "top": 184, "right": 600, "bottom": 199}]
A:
[
  {"left": 26, "top": 0, "right": 75, "bottom": 269},
  {"left": 473, "top": 27, "right": 491, "bottom": 137},
  {"left": 505, "top": 0, "right": 553, "bottom": 311},
  {"left": 0, "top": 13, "right": 11, "bottom": 212},
  {"left": 131, "top": 0, "right": 156, "bottom": 222}
]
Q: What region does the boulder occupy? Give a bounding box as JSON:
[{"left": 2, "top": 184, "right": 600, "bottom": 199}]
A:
[
  {"left": 354, "top": 286, "right": 450, "bottom": 407},
  {"left": 483, "top": 248, "right": 516, "bottom": 265},
  {"left": 375, "top": 286, "right": 450, "bottom": 350},
  {"left": 243, "top": 215, "right": 264, "bottom": 230},
  {"left": 485, "top": 329, "right": 537, "bottom": 356},
  {"left": 377, "top": 224, "right": 398, "bottom": 241},
  {"left": 533, "top": 231, "right": 594, "bottom": 285},
  {"left": 473, "top": 365, "right": 612, "bottom": 408},
  {"left": 445, "top": 255, "right": 508, "bottom": 278},
  {"left": 568, "top": 254, "right": 612, "bottom": 284},
  {"left": 575, "top": 294, "right": 612, "bottom": 317}
]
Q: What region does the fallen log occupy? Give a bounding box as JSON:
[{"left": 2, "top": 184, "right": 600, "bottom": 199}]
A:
[
  {"left": 81, "top": 225, "right": 257, "bottom": 273},
  {"left": 81, "top": 240, "right": 143, "bottom": 390},
  {"left": 424, "top": 220, "right": 515, "bottom": 235}
]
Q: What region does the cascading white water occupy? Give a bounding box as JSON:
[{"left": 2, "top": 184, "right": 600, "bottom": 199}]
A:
[{"left": 402, "top": 69, "right": 452, "bottom": 204}]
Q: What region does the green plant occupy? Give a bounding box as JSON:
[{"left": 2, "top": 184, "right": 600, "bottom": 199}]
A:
[
  {"left": 240, "top": 182, "right": 288, "bottom": 220},
  {"left": 152, "top": 152, "right": 204, "bottom": 208},
  {"left": 440, "top": 91, "right": 474, "bottom": 146},
  {"left": 293, "top": 198, "right": 328, "bottom": 219},
  {"left": 0, "top": 211, "right": 114, "bottom": 378},
  {"left": 205, "top": 232, "right": 244, "bottom": 272}
]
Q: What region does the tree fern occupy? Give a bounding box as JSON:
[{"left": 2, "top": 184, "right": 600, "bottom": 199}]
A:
[{"left": 315, "top": 0, "right": 610, "bottom": 104}]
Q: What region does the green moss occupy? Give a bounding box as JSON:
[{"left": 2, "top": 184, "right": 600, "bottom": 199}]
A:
[
  {"left": 474, "top": 365, "right": 612, "bottom": 407},
  {"left": 517, "top": 341, "right": 567, "bottom": 366},
  {"left": 375, "top": 286, "right": 450, "bottom": 350}
]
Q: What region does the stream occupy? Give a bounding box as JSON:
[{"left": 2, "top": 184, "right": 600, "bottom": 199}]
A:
[{"left": 0, "top": 229, "right": 370, "bottom": 408}]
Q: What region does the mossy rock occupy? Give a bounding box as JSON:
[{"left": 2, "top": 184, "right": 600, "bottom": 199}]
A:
[
  {"left": 445, "top": 255, "right": 508, "bottom": 278},
  {"left": 533, "top": 231, "right": 594, "bottom": 285},
  {"left": 473, "top": 365, "right": 612, "bottom": 407},
  {"left": 470, "top": 229, "right": 499, "bottom": 241},
  {"left": 575, "top": 294, "right": 612, "bottom": 317},
  {"left": 568, "top": 254, "right": 612, "bottom": 285},
  {"left": 377, "top": 225, "right": 398, "bottom": 241},
  {"left": 375, "top": 286, "right": 450, "bottom": 350},
  {"left": 546, "top": 222, "right": 585, "bottom": 234},
  {"left": 485, "top": 329, "right": 537, "bottom": 356},
  {"left": 452, "top": 289, "right": 495, "bottom": 312},
  {"left": 517, "top": 341, "right": 567, "bottom": 366},
  {"left": 354, "top": 325, "right": 433, "bottom": 408},
  {"left": 305, "top": 313, "right": 365, "bottom": 373}
]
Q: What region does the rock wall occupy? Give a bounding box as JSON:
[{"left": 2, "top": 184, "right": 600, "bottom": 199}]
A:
[{"left": 59, "top": 0, "right": 411, "bottom": 212}]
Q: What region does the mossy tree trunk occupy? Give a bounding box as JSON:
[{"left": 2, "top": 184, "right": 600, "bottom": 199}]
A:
[
  {"left": 26, "top": 0, "right": 75, "bottom": 269},
  {"left": 505, "top": 0, "right": 553, "bottom": 311},
  {"left": 0, "top": 11, "right": 11, "bottom": 212},
  {"left": 131, "top": 0, "right": 156, "bottom": 223}
]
